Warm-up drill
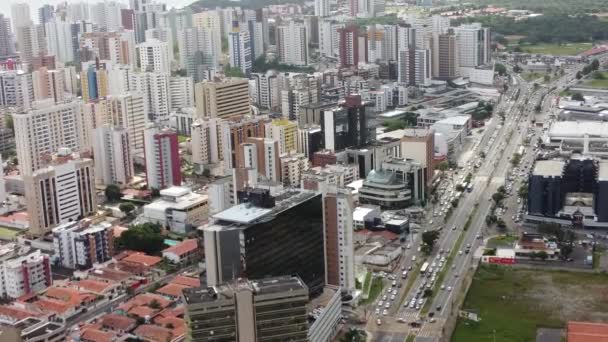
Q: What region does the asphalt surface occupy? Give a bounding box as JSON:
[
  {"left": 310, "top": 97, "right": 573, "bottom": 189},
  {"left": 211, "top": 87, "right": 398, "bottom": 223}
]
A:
[{"left": 367, "top": 61, "right": 594, "bottom": 342}]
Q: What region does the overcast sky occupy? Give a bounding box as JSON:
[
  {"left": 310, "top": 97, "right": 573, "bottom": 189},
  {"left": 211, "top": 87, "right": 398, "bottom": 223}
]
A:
[{"left": 3, "top": 0, "right": 192, "bottom": 24}]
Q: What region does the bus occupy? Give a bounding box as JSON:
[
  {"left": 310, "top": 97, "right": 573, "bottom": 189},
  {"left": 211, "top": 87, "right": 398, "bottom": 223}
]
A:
[{"left": 420, "top": 262, "right": 429, "bottom": 274}]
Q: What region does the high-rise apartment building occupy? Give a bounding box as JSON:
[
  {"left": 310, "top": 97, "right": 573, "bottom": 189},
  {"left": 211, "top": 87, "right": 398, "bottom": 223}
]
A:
[
  {"left": 276, "top": 22, "right": 308, "bottom": 66},
  {"left": 454, "top": 23, "right": 490, "bottom": 68},
  {"left": 322, "top": 95, "right": 375, "bottom": 152},
  {"left": 0, "top": 70, "right": 34, "bottom": 109},
  {"left": 129, "top": 71, "right": 170, "bottom": 121},
  {"left": 11, "top": 2, "right": 31, "bottom": 32},
  {"left": 105, "top": 93, "right": 148, "bottom": 155},
  {"left": 250, "top": 71, "right": 280, "bottom": 110},
  {"left": 414, "top": 49, "right": 431, "bottom": 86},
  {"left": 14, "top": 99, "right": 86, "bottom": 175},
  {"left": 145, "top": 27, "right": 175, "bottom": 64},
  {"left": 191, "top": 10, "right": 222, "bottom": 59},
  {"left": 236, "top": 137, "right": 281, "bottom": 185},
  {"left": 228, "top": 27, "right": 252, "bottom": 76},
  {"left": 143, "top": 125, "right": 181, "bottom": 190},
  {"left": 338, "top": 26, "right": 367, "bottom": 68},
  {"left": 24, "top": 154, "right": 96, "bottom": 236},
  {"left": 16, "top": 24, "right": 47, "bottom": 65},
  {"left": 322, "top": 187, "right": 355, "bottom": 292},
  {"left": 177, "top": 27, "right": 218, "bottom": 82},
  {"left": 432, "top": 31, "right": 458, "bottom": 80},
  {"left": 265, "top": 119, "right": 298, "bottom": 155},
  {"left": 38, "top": 4, "right": 54, "bottom": 28},
  {"left": 32, "top": 67, "right": 65, "bottom": 103},
  {"left": 52, "top": 221, "right": 114, "bottom": 269},
  {"left": 81, "top": 63, "right": 109, "bottom": 103},
  {"left": 169, "top": 76, "right": 194, "bottom": 109},
  {"left": 194, "top": 78, "right": 250, "bottom": 118},
  {"left": 0, "top": 14, "right": 14, "bottom": 58},
  {"left": 0, "top": 245, "right": 51, "bottom": 299},
  {"left": 93, "top": 125, "right": 134, "bottom": 186},
  {"left": 45, "top": 19, "right": 74, "bottom": 63},
  {"left": 315, "top": 0, "right": 330, "bottom": 17},
  {"left": 138, "top": 38, "right": 170, "bottom": 74},
  {"left": 184, "top": 276, "right": 309, "bottom": 342}
]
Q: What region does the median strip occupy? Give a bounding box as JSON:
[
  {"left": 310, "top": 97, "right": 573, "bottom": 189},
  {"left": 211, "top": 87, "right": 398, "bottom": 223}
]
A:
[{"left": 421, "top": 204, "right": 479, "bottom": 315}]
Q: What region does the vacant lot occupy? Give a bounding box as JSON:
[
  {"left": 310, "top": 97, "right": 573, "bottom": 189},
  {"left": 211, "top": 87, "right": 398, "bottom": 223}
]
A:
[
  {"left": 451, "top": 265, "right": 608, "bottom": 342},
  {"left": 0, "top": 227, "right": 20, "bottom": 239},
  {"left": 522, "top": 42, "right": 592, "bottom": 56}
]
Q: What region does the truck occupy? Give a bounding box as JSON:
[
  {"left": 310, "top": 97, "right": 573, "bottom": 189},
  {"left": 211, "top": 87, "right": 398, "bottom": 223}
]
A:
[{"left": 420, "top": 262, "right": 429, "bottom": 274}]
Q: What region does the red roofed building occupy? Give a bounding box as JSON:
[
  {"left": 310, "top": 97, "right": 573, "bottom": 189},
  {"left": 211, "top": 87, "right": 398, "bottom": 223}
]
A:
[
  {"left": 155, "top": 283, "right": 190, "bottom": 298},
  {"left": 100, "top": 313, "right": 137, "bottom": 333},
  {"left": 154, "top": 316, "right": 186, "bottom": 338},
  {"left": 72, "top": 279, "right": 119, "bottom": 296},
  {"left": 161, "top": 239, "right": 199, "bottom": 264},
  {"left": 171, "top": 275, "right": 200, "bottom": 288},
  {"left": 0, "top": 304, "right": 44, "bottom": 323},
  {"left": 118, "top": 293, "right": 171, "bottom": 313},
  {"left": 128, "top": 305, "right": 159, "bottom": 318},
  {"left": 134, "top": 324, "right": 173, "bottom": 342},
  {"left": 122, "top": 252, "right": 162, "bottom": 267},
  {"left": 568, "top": 321, "right": 608, "bottom": 342},
  {"left": 81, "top": 328, "right": 115, "bottom": 342}
]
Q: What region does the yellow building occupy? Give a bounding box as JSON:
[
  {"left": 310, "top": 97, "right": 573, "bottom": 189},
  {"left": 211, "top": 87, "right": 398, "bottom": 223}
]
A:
[{"left": 265, "top": 119, "right": 298, "bottom": 155}]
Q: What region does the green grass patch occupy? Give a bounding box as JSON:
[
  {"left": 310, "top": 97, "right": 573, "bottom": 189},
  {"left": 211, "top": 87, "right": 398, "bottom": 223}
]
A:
[
  {"left": 0, "top": 227, "right": 21, "bottom": 239},
  {"left": 360, "top": 277, "right": 384, "bottom": 306},
  {"left": 521, "top": 42, "right": 592, "bottom": 56},
  {"left": 405, "top": 335, "right": 415, "bottom": 342},
  {"left": 177, "top": 135, "right": 190, "bottom": 143},
  {"left": 586, "top": 76, "right": 608, "bottom": 88},
  {"left": 486, "top": 235, "right": 517, "bottom": 248},
  {"left": 362, "top": 271, "right": 372, "bottom": 293},
  {"left": 451, "top": 264, "right": 608, "bottom": 342}
]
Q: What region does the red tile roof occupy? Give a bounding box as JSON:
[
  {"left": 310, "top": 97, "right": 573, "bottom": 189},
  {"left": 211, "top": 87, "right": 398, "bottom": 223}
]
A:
[
  {"left": 162, "top": 239, "right": 198, "bottom": 257},
  {"left": 155, "top": 283, "right": 189, "bottom": 298},
  {"left": 81, "top": 328, "right": 115, "bottom": 342},
  {"left": 73, "top": 279, "right": 113, "bottom": 294},
  {"left": 171, "top": 275, "right": 200, "bottom": 288},
  {"left": 0, "top": 305, "right": 43, "bottom": 321},
  {"left": 90, "top": 267, "right": 132, "bottom": 282},
  {"left": 568, "top": 321, "right": 608, "bottom": 342},
  {"left": 156, "top": 306, "right": 185, "bottom": 319},
  {"left": 134, "top": 324, "right": 173, "bottom": 342},
  {"left": 128, "top": 305, "right": 159, "bottom": 318},
  {"left": 100, "top": 313, "right": 136, "bottom": 332},
  {"left": 34, "top": 299, "right": 71, "bottom": 314},
  {"left": 154, "top": 316, "right": 186, "bottom": 338},
  {"left": 119, "top": 293, "right": 171, "bottom": 312},
  {"left": 122, "top": 252, "right": 162, "bottom": 267}
]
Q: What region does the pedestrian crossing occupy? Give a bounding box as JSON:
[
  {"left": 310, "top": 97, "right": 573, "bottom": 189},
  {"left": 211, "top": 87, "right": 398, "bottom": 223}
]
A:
[
  {"left": 396, "top": 309, "right": 420, "bottom": 322},
  {"left": 416, "top": 319, "right": 445, "bottom": 338}
]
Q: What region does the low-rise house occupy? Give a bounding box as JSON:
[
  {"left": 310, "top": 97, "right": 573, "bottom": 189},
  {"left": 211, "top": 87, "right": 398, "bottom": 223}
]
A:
[{"left": 161, "top": 239, "right": 199, "bottom": 264}]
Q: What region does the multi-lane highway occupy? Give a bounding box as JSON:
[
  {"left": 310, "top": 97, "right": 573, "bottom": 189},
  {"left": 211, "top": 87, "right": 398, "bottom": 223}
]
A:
[{"left": 368, "top": 61, "right": 591, "bottom": 341}]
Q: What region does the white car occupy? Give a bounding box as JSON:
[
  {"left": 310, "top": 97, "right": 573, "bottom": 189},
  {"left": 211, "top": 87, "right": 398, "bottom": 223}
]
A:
[
  {"left": 375, "top": 308, "right": 380, "bottom": 315},
  {"left": 383, "top": 309, "right": 388, "bottom": 316},
  {"left": 447, "top": 286, "right": 452, "bottom": 291},
  {"left": 377, "top": 319, "right": 382, "bottom": 325},
  {"left": 441, "top": 284, "right": 445, "bottom": 290}
]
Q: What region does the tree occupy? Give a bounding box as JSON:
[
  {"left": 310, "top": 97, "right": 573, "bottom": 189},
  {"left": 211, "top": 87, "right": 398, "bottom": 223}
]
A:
[
  {"left": 511, "top": 153, "right": 522, "bottom": 166},
  {"left": 513, "top": 64, "right": 522, "bottom": 73},
  {"left": 495, "top": 63, "right": 507, "bottom": 76},
  {"left": 340, "top": 328, "right": 366, "bottom": 342},
  {"left": 105, "top": 185, "right": 122, "bottom": 202},
  {"left": 224, "top": 65, "right": 245, "bottom": 78},
  {"left": 451, "top": 199, "right": 459, "bottom": 208},
  {"left": 423, "top": 289, "right": 433, "bottom": 298},
  {"left": 591, "top": 59, "right": 600, "bottom": 71},
  {"left": 437, "top": 161, "right": 449, "bottom": 172},
  {"left": 492, "top": 192, "right": 505, "bottom": 204},
  {"left": 149, "top": 299, "right": 161, "bottom": 309},
  {"left": 119, "top": 202, "right": 136, "bottom": 215},
  {"left": 151, "top": 188, "right": 161, "bottom": 197},
  {"left": 115, "top": 223, "right": 164, "bottom": 255},
  {"left": 534, "top": 104, "right": 542, "bottom": 113},
  {"left": 571, "top": 92, "right": 585, "bottom": 101},
  {"left": 543, "top": 74, "right": 551, "bottom": 83},
  {"left": 518, "top": 184, "right": 528, "bottom": 199},
  {"left": 576, "top": 71, "right": 583, "bottom": 79},
  {"left": 422, "top": 230, "right": 440, "bottom": 250},
  {"left": 383, "top": 119, "right": 408, "bottom": 132},
  {"left": 455, "top": 184, "right": 465, "bottom": 192},
  {"left": 536, "top": 251, "right": 548, "bottom": 261}
]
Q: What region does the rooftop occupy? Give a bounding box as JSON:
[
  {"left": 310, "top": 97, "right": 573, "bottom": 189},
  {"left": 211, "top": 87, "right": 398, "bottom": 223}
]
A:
[
  {"left": 162, "top": 239, "right": 198, "bottom": 257},
  {"left": 549, "top": 121, "right": 608, "bottom": 138},
  {"left": 100, "top": 313, "right": 136, "bottom": 331},
  {"left": 144, "top": 189, "right": 208, "bottom": 212},
  {"left": 568, "top": 321, "right": 608, "bottom": 342},
  {"left": 599, "top": 161, "right": 608, "bottom": 182},
  {"left": 533, "top": 160, "right": 565, "bottom": 177},
  {"left": 121, "top": 252, "right": 162, "bottom": 267},
  {"left": 434, "top": 115, "right": 470, "bottom": 126},
  {"left": 353, "top": 206, "right": 380, "bottom": 222},
  {"left": 160, "top": 186, "right": 192, "bottom": 198},
  {"left": 183, "top": 275, "right": 306, "bottom": 305}
]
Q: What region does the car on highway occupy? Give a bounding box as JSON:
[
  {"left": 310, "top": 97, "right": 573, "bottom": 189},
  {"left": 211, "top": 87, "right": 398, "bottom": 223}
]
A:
[
  {"left": 385, "top": 302, "right": 390, "bottom": 309},
  {"left": 375, "top": 308, "right": 380, "bottom": 315},
  {"left": 447, "top": 286, "right": 452, "bottom": 291},
  {"left": 378, "top": 301, "right": 383, "bottom": 307},
  {"left": 383, "top": 309, "right": 388, "bottom": 316},
  {"left": 377, "top": 319, "right": 382, "bottom": 325},
  {"left": 440, "top": 284, "right": 445, "bottom": 290}
]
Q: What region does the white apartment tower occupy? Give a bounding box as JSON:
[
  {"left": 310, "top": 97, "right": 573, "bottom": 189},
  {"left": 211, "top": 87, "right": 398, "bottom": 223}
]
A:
[
  {"left": 228, "top": 28, "right": 252, "bottom": 76},
  {"left": 138, "top": 38, "right": 170, "bottom": 74},
  {"left": 454, "top": 23, "right": 491, "bottom": 67},
  {"left": 322, "top": 187, "right": 355, "bottom": 292},
  {"left": 45, "top": 19, "right": 74, "bottom": 63},
  {"left": 93, "top": 125, "right": 134, "bottom": 186},
  {"left": 0, "top": 246, "right": 51, "bottom": 299},
  {"left": 24, "top": 156, "right": 96, "bottom": 236},
  {"left": 13, "top": 99, "right": 86, "bottom": 175},
  {"left": 276, "top": 22, "right": 308, "bottom": 66},
  {"left": 315, "top": 0, "right": 330, "bottom": 17}
]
